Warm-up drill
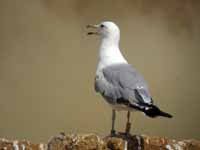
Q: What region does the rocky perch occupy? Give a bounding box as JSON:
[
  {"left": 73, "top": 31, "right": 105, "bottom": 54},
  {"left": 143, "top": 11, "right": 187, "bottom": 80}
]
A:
[{"left": 0, "top": 133, "right": 200, "bottom": 150}]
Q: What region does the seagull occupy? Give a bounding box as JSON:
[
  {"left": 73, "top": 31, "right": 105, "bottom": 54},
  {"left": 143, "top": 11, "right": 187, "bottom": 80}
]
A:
[{"left": 87, "top": 21, "right": 172, "bottom": 136}]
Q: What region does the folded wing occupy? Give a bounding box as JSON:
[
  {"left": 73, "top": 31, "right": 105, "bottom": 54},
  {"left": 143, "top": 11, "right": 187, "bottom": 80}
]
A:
[{"left": 95, "top": 63, "right": 153, "bottom": 105}]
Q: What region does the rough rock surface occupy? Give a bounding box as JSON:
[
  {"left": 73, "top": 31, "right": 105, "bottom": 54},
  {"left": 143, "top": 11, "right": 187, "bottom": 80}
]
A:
[{"left": 0, "top": 132, "right": 200, "bottom": 150}]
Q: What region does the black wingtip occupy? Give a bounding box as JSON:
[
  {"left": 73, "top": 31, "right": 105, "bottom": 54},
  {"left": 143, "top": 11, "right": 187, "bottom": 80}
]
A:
[
  {"left": 144, "top": 105, "right": 173, "bottom": 118},
  {"left": 159, "top": 110, "right": 173, "bottom": 118}
]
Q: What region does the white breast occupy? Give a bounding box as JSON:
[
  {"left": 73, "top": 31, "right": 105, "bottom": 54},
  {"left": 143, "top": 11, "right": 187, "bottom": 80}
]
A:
[{"left": 96, "top": 45, "right": 127, "bottom": 75}]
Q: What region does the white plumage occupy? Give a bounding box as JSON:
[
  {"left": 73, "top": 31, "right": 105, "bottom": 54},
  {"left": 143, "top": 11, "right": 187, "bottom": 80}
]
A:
[{"left": 87, "top": 21, "right": 172, "bottom": 136}]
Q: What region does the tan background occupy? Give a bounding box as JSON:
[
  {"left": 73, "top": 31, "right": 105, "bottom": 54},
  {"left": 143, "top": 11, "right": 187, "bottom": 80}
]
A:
[{"left": 0, "top": 0, "right": 199, "bottom": 142}]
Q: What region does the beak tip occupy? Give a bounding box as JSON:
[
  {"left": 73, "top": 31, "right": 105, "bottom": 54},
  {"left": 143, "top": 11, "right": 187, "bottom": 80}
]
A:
[
  {"left": 87, "top": 32, "right": 93, "bottom": 35},
  {"left": 86, "top": 24, "right": 92, "bottom": 28}
]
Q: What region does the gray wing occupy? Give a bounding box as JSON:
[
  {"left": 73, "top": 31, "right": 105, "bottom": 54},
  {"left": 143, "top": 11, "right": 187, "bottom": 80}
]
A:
[{"left": 95, "top": 63, "right": 153, "bottom": 105}]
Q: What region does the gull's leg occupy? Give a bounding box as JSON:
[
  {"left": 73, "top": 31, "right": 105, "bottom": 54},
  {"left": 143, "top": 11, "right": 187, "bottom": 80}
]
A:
[
  {"left": 111, "top": 109, "right": 116, "bottom": 136},
  {"left": 125, "top": 111, "right": 131, "bottom": 134}
]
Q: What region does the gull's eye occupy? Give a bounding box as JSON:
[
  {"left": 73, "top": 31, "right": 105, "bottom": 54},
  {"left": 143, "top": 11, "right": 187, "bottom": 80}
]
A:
[{"left": 100, "top": 24, "right": 105, "bottom": 28}]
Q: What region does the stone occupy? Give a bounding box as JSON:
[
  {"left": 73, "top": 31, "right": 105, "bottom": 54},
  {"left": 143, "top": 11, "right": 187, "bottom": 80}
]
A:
[{"left": 0, "top": 133, "right": 200, "bottom": 150}]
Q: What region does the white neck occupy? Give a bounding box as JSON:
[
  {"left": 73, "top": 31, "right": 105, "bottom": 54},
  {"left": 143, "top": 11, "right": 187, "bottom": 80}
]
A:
[{"left": 97, "top": 36, "right": 127, "bottom": 72}]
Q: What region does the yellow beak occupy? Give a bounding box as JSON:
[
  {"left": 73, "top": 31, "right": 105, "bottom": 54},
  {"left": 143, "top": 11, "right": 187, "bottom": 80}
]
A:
[{"left": 86, "top": 24, "right": 99, "bottom": 35}]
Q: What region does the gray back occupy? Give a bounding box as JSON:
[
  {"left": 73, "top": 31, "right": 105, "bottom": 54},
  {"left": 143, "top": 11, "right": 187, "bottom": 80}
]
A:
[{"left": 95, "top": 63, "right": 153, "bottom": 105}]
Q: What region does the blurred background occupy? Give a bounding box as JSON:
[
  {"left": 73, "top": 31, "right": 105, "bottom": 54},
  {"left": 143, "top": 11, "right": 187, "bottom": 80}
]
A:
[{"left": 0, "top": 0, "right": 200, "bottom": 143}]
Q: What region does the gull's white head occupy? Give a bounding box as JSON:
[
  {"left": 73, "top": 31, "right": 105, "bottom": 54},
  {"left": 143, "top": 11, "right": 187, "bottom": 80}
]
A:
[
  {"left": 87, "top": 21, "right": 127, "bottom": 68},
  {"left": 87, "top": 21, "right": 120, "bottom": 41}
]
